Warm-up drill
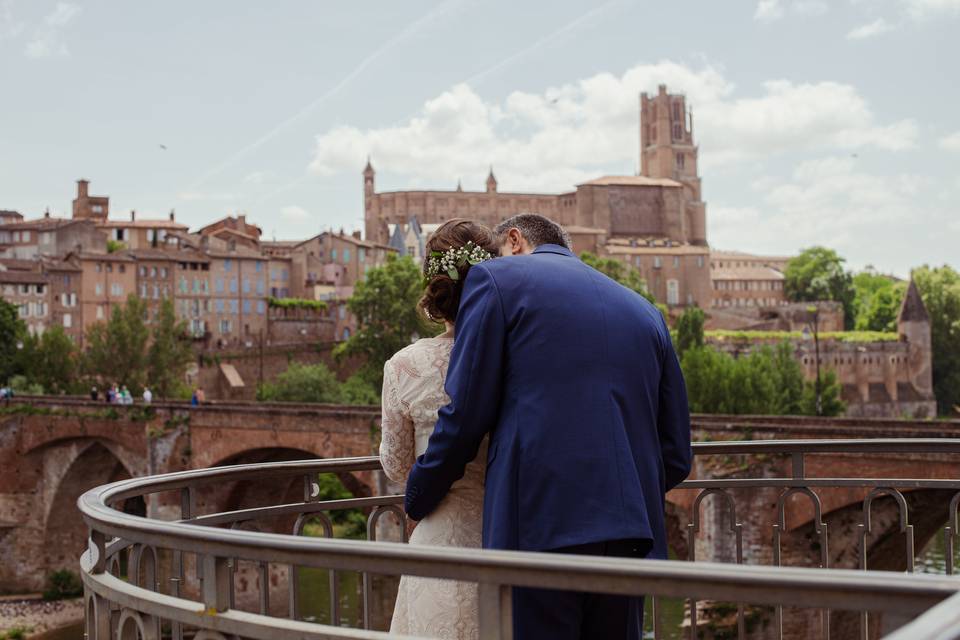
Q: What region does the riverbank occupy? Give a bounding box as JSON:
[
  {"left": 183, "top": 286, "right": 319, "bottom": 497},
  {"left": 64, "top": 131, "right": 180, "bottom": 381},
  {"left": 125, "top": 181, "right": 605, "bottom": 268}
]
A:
[{"left": 0, "top": 596, "right": 83, "bottom": 638}]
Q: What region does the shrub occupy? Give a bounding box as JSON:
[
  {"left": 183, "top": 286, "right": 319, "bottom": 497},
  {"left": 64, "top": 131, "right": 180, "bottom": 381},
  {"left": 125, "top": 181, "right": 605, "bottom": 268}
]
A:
[{"left": 42, "top": 569, "right": 83, "bottom": 600}]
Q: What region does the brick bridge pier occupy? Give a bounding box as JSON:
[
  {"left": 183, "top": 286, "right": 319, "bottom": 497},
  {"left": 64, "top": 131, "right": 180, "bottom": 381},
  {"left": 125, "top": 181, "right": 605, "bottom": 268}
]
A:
[{"left": 1, "top": 397, "right": 958, "bottom": 609}]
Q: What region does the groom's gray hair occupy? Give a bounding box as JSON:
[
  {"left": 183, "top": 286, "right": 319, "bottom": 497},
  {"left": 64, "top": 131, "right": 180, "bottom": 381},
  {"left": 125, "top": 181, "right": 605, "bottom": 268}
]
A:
[{"left": 494, "top": 214, "right": 572, "bottom": 249}]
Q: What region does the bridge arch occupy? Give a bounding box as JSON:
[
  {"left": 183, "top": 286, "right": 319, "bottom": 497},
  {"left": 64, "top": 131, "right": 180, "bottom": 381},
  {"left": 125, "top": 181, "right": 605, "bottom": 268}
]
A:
[{"left": 42, "top": 441, "right": 145, "bottom": 573}]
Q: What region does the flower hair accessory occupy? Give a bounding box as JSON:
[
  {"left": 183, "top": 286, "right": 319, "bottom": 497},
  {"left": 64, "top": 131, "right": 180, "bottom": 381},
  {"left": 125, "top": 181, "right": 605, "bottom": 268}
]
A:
[{"left": 425, "top": 241, "right": 493, "bottom": 281}]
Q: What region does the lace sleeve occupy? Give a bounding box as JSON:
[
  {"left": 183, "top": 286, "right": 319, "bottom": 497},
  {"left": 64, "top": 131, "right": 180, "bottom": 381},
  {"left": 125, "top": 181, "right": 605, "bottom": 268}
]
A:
[{"left": 379, "top": 359, "right": 416, "bottom": 483}]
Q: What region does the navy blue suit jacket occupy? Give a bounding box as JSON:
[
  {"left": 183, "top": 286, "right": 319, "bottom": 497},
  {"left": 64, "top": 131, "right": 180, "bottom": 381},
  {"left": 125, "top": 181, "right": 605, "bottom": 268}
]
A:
[{"left": 404, "top": 244, "right": 692, "bottom": 558}]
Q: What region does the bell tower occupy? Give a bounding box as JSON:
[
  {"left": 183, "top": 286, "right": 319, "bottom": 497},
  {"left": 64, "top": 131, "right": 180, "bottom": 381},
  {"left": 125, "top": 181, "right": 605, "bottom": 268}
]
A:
[
  {"left": 640, "top": 85, "right": 706, "bottom": 246},
  {"left": 363, "top": 158, "right": 377, "bottom": 242}
]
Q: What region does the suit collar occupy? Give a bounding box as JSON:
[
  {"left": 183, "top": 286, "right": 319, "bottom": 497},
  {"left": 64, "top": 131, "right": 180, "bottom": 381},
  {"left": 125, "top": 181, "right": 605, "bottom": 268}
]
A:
[{"left": 532, "top": 244, "right": 575, "bottom": 258}]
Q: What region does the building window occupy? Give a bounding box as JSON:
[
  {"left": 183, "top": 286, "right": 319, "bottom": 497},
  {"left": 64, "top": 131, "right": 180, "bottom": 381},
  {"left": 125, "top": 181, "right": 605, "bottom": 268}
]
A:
[
  {"left": 220, "top": 319, "right": 231, "bottom": 334},
  {"left": 111, "top": 283, "right": 124, "bottom": 297},
  {"left": 672, "top": 256, "right": 680, "bottom": 268},
  {"left": 653, "top": 257, "right": 662, "bottom": 269},
  {"left": 242, "top": 278, "right": 250, "bottom": 294},
  {"left": 255, "top": 261, "right": 263, "bottom": 272},
  {"left": 338, "top": 305, "right": 346, "bottom": 320},
  {"left": 676, "top": 153, "right": 685, "bottom": 170},
  {"left": 215, "top": 278, "right": 224, "bottom": 293},
  {"left": 359, "top": 248, "right": 366, "bottom": 262},
  {"left": 224, "top": 259, "right": 232, "bottom": 271},
  {"left": 97, "top": 305, "right": 104, "bottom": 320},
  {"left": 666, "top": 279, "right": 680, "bottom": 306},
  {"left": 230, "top": 299, "right": 238, "bottom": 314},
  {"left": 257, "top": 300, "right": 265, "bottom": 315},
  {"left": 256, "top": 280, "right": 264, "bottom": 295},
  {"left": 215, "top": 299, "right": 224, "bottom": 313},
  {"left": 343, "top": 328, "right": 351, "bottom": 340},
  {"left": 697, "top": 255, "right": 704, "bottom": 268},
  {"left": 92, "top": 204, "right": 103, "bottom": 213},
  {"left": 343, "top": 248, "right": 351, "bottom": 264},
  {"left": 139, "top": 266, "right": 147, "bottom": 277},
  {"left": 63, "top": 313, "right": 72, "bottom": 328},
  {"left": 18, "top": 303, "right": 29, "bottom": 318},
  {"left": 95, "top": 283, "right": 103, "bottom": 295}
]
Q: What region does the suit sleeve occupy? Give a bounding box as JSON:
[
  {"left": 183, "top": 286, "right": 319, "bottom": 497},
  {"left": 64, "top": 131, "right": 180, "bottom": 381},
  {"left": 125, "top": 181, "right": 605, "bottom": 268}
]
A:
[
  {"left": 404, "top": 266, "right": 506, "bottom": 520},
  {"left": 657, "top": 317, "right": 693, "bottom": 491}
]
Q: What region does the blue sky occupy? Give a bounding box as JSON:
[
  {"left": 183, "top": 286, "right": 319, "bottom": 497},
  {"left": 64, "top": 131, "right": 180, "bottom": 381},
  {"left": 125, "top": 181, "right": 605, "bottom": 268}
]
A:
[{"left": 0, "top": 0, "right": 957, "bottom": 276}]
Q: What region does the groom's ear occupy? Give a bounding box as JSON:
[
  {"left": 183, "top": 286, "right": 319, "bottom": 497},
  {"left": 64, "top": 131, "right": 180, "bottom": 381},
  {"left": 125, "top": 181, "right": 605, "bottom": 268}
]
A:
[{"left": 502, "top": 228, "right": 528, "bottom": 256}]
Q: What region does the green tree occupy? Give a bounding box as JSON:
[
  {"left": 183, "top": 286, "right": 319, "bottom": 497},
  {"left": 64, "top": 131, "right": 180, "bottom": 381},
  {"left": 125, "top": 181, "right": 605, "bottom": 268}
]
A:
[
  {"left": 19, "top": 326, "right": 78, "bottom": 394},
  {"left": 338, "top": 374, "right": 380, "bottom": 405},
  {"left": 770, "top": 341, "right": 805, "bottom": 415},
  {"left": 334, "top": 255, "right": 438, "bottom": 389},
  {"left": 0, "top": 298, "right": 26, "bottom": 384},
  {"left": 784, "top": 247, "right": 856, "bottom": 329},
  {"left": 147, "top": 299, "right": 193, "bottom": 398},
  {"left": 802, "top": 370, "right": 846, "bottom": 417},
  {"left": 913, "top": 265, "right": 960, "bottom": 415},
  {"left": 680, "top": 341, "right": 839, "bottom": 416},
  {"left": 84, "top": 295, "right": 150, "bottom": 392},
  {"left": 257, "top": 361, "right": 344, "bottom": 403},
  {"left": 675, "top": 307, "right": 705, "bottom": 356},
  {"left": 853, "top": 269, "right": 905, "bottom": 332}
]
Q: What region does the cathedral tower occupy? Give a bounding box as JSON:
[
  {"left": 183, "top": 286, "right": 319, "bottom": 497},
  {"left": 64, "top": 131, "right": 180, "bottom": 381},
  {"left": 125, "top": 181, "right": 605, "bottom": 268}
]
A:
[
  {"left": 640, "top": 85, "right": 707, "bottom": 246},
  {"left": 363, "top": 158, "right": 377, "bottom": 241}
]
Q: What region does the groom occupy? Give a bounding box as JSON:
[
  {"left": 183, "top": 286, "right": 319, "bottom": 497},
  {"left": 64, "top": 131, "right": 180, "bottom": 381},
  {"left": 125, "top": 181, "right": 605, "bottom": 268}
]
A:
[{"left": 405, "top": 214, "right": 692, "bottom": 639}]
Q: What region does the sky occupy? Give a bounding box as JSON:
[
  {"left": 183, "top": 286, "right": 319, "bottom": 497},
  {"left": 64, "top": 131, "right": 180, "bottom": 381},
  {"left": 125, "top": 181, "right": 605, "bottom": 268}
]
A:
[{"left": 0, "top": 0, "right": 957, "bottom": 277}]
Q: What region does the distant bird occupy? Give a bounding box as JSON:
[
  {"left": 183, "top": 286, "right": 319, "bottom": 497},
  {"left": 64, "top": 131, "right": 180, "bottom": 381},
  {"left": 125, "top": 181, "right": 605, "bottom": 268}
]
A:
[
  {"left": 159, "top": 144, "right": 168, "bottom": 150},
  {"left": 550, "top": 98, "right": 559, "bottom": 104},
  {"left": 851, "top": 153, "right": 858, "bottom": 158}
]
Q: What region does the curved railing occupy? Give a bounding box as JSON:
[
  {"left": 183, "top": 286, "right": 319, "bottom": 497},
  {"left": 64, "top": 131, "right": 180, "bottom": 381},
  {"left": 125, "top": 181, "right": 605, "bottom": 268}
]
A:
[{"left": 79, "top": 439, "right": 960, "bottom": 640}]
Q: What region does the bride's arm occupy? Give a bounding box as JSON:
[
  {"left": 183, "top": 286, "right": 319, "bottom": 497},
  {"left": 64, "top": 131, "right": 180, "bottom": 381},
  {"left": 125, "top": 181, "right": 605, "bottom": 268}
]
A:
[{"left": 379, "top": 359, "right": 416, "bottom": 483}]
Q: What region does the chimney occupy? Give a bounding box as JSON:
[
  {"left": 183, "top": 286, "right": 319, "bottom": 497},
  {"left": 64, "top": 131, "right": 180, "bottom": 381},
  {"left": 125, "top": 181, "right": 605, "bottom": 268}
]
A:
[
  {"left": 238, "top": 214, "right": 246, "bottom": 225},
  {"left": 169, "top": 209, "right": 175, "bottom": 221},
  {"left": 130, "top": 210, "right": 136, "bottom": 221},
  {"left": 77, "top": 179, "right": 89, "bottom": 198},
  {"left": 352, "top": 230, "right": 362, "bottom": 240}
]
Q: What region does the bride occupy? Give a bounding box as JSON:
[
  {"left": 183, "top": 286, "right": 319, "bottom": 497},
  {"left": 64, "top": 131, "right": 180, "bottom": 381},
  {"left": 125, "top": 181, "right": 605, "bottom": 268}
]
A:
[{"left": 379, "top": 219, "right": 499, "bottom": 639}]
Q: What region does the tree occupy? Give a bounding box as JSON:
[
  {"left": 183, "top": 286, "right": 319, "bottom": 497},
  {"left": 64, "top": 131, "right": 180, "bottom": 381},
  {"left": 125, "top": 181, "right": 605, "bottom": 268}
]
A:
[
  {"left": 680, "top": 341, "right": 842, "bottom": 416},
  {"left": 913, "top": 265, "right": 960, "bottom": 415},
  {"left": 258, "top": 362, "right": 344, "bottom": 403},
  {"left": 802, "top": 370, "right": 845, "bottom": 417},
  {"left": 19, "top": 326, "right": 79, "bottom": 394},
  {"left": 335, "top": 255, "right": 438, "bottom": 389},
  {"left": 256, "top": 362, "right": 378, "bottom": 405},
  {"left": 675, "top": 307, "right": 705, "bottom": 356},
  {"left": 0, "top": 298, "right": 26, "bottom": 384},
  {"left": 84, "top": 295, "right": 150, "bottom": 392},
  {"left": 147, "top": 299, "right": 193, "bottom": 398},
  {"left": 853, "top": 269, "right": 905, "bottom": 332},
  {"left": 784, "top": 247, "right": 856, "bottom": 329}
]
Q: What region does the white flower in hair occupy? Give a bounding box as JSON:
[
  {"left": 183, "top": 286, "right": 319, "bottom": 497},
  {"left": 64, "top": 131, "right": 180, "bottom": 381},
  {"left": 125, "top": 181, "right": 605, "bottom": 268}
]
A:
[{"left": 424, "top": 241, "right": 493, "bottom": 281}]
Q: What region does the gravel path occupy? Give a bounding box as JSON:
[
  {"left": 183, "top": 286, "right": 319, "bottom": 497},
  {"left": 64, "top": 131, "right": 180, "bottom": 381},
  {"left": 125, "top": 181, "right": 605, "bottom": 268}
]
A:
[{"left": 0, "top": 598, "right": 84, "bottom": 635}]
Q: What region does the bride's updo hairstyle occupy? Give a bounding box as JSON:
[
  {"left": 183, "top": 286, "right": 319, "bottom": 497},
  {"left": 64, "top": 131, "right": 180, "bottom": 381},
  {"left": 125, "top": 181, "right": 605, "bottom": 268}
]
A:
[{"left": 419, "top": 218, "right": 498, "bottom": 324}]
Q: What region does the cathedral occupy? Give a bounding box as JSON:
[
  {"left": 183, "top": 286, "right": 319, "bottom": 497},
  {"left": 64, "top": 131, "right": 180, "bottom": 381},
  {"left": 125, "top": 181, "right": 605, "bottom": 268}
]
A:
[{"left": 364, "top": 85, "right": 713, "bottom": 308}]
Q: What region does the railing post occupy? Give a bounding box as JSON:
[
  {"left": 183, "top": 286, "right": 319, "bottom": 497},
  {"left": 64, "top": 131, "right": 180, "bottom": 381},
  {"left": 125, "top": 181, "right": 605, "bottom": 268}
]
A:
[
  {"left": 201, "top": 556, "right": 231, "bottom": 613},
  {"left": 478, "top": 582, "right": 513, "bottom": 640}
]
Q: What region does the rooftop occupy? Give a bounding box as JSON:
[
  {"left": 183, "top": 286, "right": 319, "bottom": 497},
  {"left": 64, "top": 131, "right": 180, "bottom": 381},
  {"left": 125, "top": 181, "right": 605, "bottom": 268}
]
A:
[{"left": 578, "top": 175, "right": 683, "bottom": 188}]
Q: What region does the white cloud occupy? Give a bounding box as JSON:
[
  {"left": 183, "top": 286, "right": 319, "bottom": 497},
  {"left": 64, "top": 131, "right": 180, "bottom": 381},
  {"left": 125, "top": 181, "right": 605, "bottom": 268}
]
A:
[
  {"left": 939, "top": 131, "right": 960, "bottom": 151},
  {"left": 0, "top": 0, "right": 24, "bottom": 40},
  {"left": 24, "top": 2, "right": 80, "bottom": 59},
  {"left": 846, "top": 18, "right": 896, "bottom": 39},
  {"left": 243, "top": 171, "right": 267, "bottom": 185},
  {"left": 754, "top": 0, "right": 828, "bottom": 22},
  {"left": 309, "top": 61, "right": 917, "bottom": 192},
  {"left": 711, "top": 156, "right": 938, "bottom": 272},
  {"left": 280, "top": 205, "right": 310, "bottom": 221}
]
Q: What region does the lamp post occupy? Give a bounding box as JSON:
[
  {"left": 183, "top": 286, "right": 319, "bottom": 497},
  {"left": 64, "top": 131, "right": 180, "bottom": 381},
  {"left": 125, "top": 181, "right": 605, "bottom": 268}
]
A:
[{"left": 805, "top": 304, "right": 822, "bottom": 416}]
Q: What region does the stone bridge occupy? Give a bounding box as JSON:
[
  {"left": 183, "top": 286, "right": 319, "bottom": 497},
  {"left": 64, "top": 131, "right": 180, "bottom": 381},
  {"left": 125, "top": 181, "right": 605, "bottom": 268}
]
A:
[{"left": 0, "top": 396, "right": 958, "bottom": 598}]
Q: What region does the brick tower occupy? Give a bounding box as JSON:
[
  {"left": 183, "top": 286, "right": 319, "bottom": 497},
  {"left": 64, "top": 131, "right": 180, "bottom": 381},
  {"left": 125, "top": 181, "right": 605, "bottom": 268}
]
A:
[{"left": 640, "top": 85, "right": 707, "bottom": 246}]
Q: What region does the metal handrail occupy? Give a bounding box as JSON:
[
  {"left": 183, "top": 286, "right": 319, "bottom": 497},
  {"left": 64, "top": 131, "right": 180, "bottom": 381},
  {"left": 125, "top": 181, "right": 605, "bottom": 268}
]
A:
[{"left": 79, "top": 438, "right": 960, "bottom": 640}]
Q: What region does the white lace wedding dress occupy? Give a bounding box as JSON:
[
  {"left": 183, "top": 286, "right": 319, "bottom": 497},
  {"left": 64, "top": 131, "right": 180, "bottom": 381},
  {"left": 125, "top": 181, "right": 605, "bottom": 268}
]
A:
[{"left": 380, "top": 335, "right": 487, "bottom": 640}]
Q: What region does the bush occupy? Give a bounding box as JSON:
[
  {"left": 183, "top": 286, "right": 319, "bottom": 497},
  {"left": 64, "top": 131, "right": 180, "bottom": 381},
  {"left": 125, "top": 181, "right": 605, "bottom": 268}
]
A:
[{"left": 42, "top": 569, "right": 83, "bottom": 600}]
